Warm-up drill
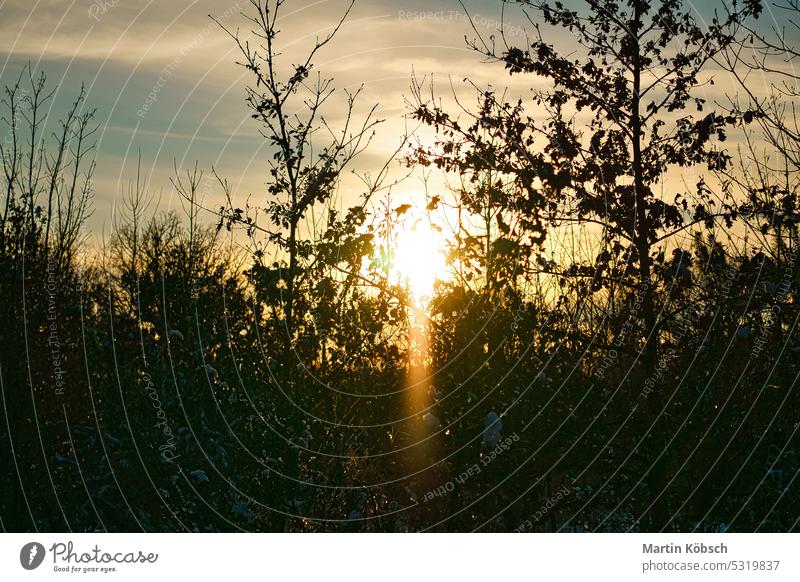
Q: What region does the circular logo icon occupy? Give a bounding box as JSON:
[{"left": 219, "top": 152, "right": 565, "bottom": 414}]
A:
[{"left": 20, "top": 542, "right": 46, "bottom": 570}]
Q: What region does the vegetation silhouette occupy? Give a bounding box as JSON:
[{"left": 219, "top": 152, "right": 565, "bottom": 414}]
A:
[{"left": 1, "top": 0, "right": 798, "bottom": 532}]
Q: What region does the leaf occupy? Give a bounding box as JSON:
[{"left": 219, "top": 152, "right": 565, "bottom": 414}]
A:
[
  {"left": 497, "top": 214, "right": 510, "bottom": 235},
  {"left": 394, "top": 204, "right": 412, "bottom": 216},
  {"left": 426, "top": 196, "right": 440, "bottom": 211}
]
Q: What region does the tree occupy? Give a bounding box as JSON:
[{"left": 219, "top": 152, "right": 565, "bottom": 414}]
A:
[
  {"left": 411, "top": 0, "right": 762, "bottom": 373},
  {"left": 0, "top": 66, "right": 97, "bottom": 531},
  {"left": 1, "top": 64, "right": 96, "bottom": 268},
  {"left": 216, "top": 0, "right": 383, "bottom": 343},
  {"left": 409, "top": 0, "right": 762, "bottom": 529},
  {"left": 721, "top": 0, "right": 800, "bottom": 171}
]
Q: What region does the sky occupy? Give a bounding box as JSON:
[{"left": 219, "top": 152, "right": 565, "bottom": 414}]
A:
[
  {"left": 1, "top": 0, "right": 540, "bottom": 238},
  {"left": 0, "top": 0, "right": 790, "bottom": 242}
]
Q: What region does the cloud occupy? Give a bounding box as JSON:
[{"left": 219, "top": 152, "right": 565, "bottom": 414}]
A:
[{"left": 1, "top": 0, "right": 774, "bottom": 237}]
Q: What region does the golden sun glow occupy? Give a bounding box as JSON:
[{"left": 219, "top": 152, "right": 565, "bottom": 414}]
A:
[{"left": 390, "top": 216, "right": 448, "bottom": 302}]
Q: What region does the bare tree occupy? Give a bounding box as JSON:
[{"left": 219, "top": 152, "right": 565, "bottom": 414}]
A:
[
  {"left": 719, "top": 1, "right": 800, "bottom": 271},
  {"left": 0, "top": 64, "right": 97, "bottom": 265},
  {"left": 722, "top": 0, "right": 800, "bottom": 170}
]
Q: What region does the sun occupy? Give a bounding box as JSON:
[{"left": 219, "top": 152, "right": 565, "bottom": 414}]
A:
[{"left": 391, "top": 216, "right": 447, "bottom": 302}]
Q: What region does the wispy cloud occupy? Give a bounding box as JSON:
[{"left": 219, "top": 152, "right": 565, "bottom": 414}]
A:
[{"left": 1, "top": 0, "right": 762, "bottom": 235}]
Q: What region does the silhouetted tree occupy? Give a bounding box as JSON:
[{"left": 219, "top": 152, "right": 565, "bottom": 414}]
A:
[
  {"left": 412, "top": 0, "right": 762, "bottom": 374},
  {"left": 216, "top": 0, "right": 383, "bottom": 343},
  {"left": 410, "top": 0, "right": 764, "bottom": 530}
]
